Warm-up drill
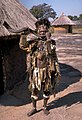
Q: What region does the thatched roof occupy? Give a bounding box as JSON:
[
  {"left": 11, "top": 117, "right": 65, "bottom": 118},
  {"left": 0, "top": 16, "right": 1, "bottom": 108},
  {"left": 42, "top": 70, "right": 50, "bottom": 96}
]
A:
[
  {"left": 0, "top": 0, "right": 37, "bottom": 37},
  {"left": 52, "top": 13, "right": 75, "bottom": 26}
]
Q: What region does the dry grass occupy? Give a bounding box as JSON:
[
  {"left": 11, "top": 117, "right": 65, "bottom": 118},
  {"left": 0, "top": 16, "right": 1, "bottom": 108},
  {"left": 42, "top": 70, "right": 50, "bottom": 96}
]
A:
[{"left": 73, "top": 28, "right": 82, "bottom": 34}]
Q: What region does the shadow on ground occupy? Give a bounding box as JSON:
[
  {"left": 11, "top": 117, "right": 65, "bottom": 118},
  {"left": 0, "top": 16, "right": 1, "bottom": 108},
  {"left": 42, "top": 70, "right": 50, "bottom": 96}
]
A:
[
  {"left": 48, "top": 91, "right": 82, "bottom": 110},
  {"left": 0, "top": 63, "right": 81, "bottom": 106},
  {"left": 56, "top": 63, "right": 81, "bottom": 93}
]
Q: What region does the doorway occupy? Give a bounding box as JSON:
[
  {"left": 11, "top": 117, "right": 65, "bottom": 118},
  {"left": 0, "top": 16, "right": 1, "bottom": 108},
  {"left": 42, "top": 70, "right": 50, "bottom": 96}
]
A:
[
  {"left": 68, "top": 25, "right": 72, "bottom": 33},
  {"left": 0, "top": 49, "right": 4, "bottom": 95}
]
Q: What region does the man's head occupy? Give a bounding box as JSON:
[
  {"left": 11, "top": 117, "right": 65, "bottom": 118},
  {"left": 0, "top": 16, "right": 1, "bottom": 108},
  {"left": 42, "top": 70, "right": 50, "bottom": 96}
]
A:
[{"left": 35, "top": 18, "right": 50, "bottom": 37}]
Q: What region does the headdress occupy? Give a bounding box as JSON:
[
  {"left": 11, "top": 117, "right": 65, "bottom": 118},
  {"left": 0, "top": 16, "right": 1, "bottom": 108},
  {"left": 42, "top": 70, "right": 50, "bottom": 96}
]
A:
[{"left": 35, "top": 18, "right": 50, "bottom": 28}]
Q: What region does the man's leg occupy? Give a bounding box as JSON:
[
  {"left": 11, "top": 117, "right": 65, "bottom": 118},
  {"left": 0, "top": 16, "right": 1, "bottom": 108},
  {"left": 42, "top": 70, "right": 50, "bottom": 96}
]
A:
[
  {"left": 43, "top": 91, "right": 50, "bottom": 115},
  {"left": 27, "top": 89, "right": 38, "bottom": 117}
]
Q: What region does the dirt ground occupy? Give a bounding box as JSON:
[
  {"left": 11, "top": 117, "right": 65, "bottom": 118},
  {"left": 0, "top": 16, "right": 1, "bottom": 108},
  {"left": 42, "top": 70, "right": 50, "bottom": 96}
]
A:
[{"left": 0, "top": 33, "right": 82, "bottom": 120}]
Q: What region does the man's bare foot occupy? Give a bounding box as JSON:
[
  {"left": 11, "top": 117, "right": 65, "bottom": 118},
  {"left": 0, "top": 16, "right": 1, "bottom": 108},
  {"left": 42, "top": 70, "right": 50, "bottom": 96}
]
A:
[{"left": 27, "top": 109, "right": 37, "bottom": 117}]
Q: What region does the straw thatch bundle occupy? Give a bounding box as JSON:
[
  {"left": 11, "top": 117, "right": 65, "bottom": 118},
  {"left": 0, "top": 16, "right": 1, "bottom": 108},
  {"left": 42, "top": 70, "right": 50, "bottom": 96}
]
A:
[
  {"left": 52, "top": 13, "right": 75, "bottom": 26},
  {"left": 0, "top": 0, "right": 37, "bottom": 37}
]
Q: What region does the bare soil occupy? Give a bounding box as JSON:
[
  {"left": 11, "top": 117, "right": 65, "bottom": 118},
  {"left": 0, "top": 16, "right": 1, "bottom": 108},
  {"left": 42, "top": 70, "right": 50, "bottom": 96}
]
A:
[{"left": 0, "top": 33, "right": 82, "bottom": 120}]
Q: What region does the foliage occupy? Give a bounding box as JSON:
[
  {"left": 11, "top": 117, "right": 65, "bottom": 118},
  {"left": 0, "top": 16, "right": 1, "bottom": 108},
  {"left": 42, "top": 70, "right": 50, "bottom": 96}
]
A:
[
  {"left": 68, "top": 15, "right": 73, "bottom": 20},
  {"left": 79, "top": 14, "right": 82, "bottom": 20},
  {"left": 68, "top": 14, "right": 82, "bottom": 20},
  {"left": 30, "top": 3, "right": 56, "bottom": 19},
  {"left": 73, "top": 16, "right": 79, "bottom": 20}
]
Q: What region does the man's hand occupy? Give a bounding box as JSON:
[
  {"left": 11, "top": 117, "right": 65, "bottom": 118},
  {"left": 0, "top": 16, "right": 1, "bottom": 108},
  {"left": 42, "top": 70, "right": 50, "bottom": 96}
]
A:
[
  {"left": 46, "top": 32, "right": 51, "bottom": 40},
  {"left": 26, "top": 47, "right": 31, "bottom": 52},
  {"left": 56, "top": 73, "right": 61, "bottom": 86},
  {"left": 57, "top": 73, "right": 61, "bottom": 80}
]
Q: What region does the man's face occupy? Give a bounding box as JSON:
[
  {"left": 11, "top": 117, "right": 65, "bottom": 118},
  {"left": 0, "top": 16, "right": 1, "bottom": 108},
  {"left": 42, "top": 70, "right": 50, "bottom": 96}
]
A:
[{"left": 38, "top": 24, "right": 48, "bottom": 37}]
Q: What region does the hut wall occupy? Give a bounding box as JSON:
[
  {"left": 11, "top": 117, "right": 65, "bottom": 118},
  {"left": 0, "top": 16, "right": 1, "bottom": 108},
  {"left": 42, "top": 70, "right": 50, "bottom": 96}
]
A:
[
  {"left": 1, "top": 37, "right": 26, "bottom": 91},
  {"left": 53, "top": 25, "right": 71, "bottom": 34}
]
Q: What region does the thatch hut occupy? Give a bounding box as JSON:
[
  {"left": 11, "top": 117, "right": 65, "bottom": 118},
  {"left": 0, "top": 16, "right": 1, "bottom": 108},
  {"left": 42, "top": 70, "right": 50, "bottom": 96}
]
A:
[
  {"left": 0, "top": 0, "right": 37, "bottom": 95},
  {"left": 51, "top": 13, "right": 75, "bottom": 33}
]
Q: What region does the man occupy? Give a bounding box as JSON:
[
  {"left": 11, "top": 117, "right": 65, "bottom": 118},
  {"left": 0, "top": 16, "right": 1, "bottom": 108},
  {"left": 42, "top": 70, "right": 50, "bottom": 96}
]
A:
[{"left": 19, "top": 18, "right": 61, "bottom": 116}]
